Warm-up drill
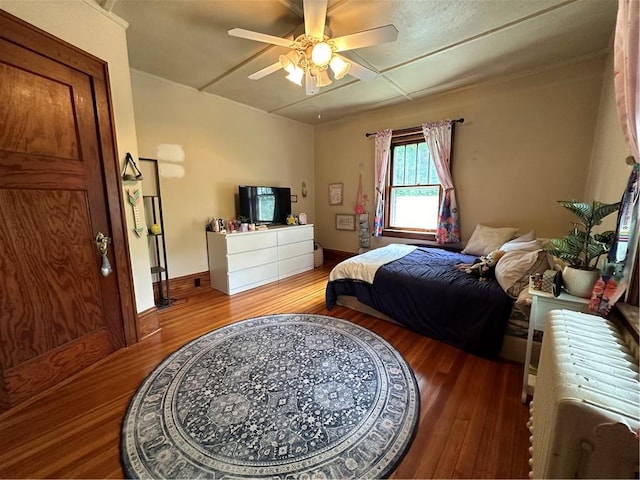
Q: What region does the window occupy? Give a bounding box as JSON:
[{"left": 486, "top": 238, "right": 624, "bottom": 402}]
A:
[{"left": 384, "top": 136, "right": 442, "bottom": 237}]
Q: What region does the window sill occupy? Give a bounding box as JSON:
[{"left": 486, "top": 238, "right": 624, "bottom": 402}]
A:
[
  {"left": 382, "top": 229, "right": 436, "bottom": 241},
  {"left": 381, "top": 229, "right": 464, "bottom": 252},
  {"left": 615, "top": 302, "right": 639, "bottom": 345}
]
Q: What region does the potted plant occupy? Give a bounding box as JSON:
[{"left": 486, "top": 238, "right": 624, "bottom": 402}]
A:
[{"left": 545, "top": 200, "right": 620, "bottom": 297}]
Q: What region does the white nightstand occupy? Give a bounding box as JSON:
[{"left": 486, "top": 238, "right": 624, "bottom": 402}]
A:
[{"left": 521, "top": 282, "right": 590, "bottom": 403}]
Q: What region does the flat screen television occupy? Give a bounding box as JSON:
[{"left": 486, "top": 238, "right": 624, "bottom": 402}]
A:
[{"left": 238, "top": 185, "right": 291, "bottom": 225}]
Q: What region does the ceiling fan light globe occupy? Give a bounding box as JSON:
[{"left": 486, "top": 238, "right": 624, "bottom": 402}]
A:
[
  {"left": 330, "top": 56, "right": 351, "bottom": 80},
  {"left": 311, "top": 42, "right": 332, "bottom": 67}
]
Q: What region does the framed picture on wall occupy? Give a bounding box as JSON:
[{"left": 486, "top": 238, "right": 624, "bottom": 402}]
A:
[
  {"left": 328, "top": 183, "right": 343, "bottom": 206},
  {"left": 336, "top": 213, "right": 356, "bottom": 231}
]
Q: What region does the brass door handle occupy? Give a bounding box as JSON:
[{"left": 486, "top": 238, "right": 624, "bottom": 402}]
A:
[{"left": 95, "top": 232, "right": 113, "bottom": 277}]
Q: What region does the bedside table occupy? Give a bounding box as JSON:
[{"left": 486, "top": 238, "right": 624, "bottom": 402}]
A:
[{"left": 521, "top": 283, "right": 590, "bottom": 403}]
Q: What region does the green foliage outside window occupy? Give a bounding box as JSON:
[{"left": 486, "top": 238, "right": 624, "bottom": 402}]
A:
[
  {"left": 392, "top": 143, "right": 438, "bottom": 186},
  {"left": 387, "top": 141, "right": 442, "bottom": 232}
]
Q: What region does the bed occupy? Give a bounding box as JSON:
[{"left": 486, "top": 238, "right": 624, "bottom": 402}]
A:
[{"left": 326, "top": 241, "right": 547, "bottom": 360}]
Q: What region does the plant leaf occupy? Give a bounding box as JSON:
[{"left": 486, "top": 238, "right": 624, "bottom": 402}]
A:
[
  {"left": 594, "top": 230, "right": 616, "bottom": 244},
  {"left": 558, "top": 201, "right": 591, "bottom": 227},
  {"left": 591, "top": 201, "right": 620, "bottom": 226}
]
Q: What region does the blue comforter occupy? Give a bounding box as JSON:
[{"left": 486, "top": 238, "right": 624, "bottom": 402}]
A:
[{"left": 326, "top": 247, "right": 513, "bottom": 358}]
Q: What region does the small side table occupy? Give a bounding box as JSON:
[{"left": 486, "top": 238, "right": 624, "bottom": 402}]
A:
[{"left": 521, "top": 283, "right": 590, "bottom": 403}]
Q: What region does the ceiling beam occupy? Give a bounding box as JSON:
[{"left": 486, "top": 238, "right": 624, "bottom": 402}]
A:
[
  {"left": 276, "top": 0, "right": 304, "bottom": 19},
  {"left": 99, "top": 0, "right": 117, "bottom": 12}
]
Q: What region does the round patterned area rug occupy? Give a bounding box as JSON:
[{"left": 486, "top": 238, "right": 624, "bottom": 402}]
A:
[{"left": 121, "top": 314, "right": 419, "bottom": 479}]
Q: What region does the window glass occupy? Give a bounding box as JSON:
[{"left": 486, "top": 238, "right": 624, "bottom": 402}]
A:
[{"left": 386, "top": 140, "right": 442, "bottom": 234}]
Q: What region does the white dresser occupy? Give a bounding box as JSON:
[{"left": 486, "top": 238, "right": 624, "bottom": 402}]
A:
[{"left": 207, "top": 224, "right": 314, "bottom": 295}]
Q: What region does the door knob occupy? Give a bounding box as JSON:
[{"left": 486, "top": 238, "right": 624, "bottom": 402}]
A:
[{"left": 95, "top": 232, "right": 113, "bottom": 277}]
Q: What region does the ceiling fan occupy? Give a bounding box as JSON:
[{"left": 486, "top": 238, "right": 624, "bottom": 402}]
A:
[{"left": 228, "top": 0, "right": 398, "bottom": 95}]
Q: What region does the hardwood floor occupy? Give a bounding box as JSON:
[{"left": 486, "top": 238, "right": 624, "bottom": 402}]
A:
[{"left": 0, "top": 263, "right": 531, "bottom": 478}]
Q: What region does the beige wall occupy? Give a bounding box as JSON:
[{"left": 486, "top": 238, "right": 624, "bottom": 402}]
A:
[
  {"left": 131, "top": 71, "right": 315, "bottom": 278},
  {"left": 585, "top": 50, "right": 633, "bottom": 232},
  {"left": 315, "top": 57, "right": 610, "bottom": 253},
  {"left": 1, "top": 0, "right": 156, "bottom": 312}
]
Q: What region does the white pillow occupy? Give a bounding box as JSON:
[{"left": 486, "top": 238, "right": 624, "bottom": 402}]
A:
[
  {"left": 461, "top": 224, "right": 519, "bottom": 256},
  {"left": 504, "top": 230, "right": 536, "bottom": 244},
  {"left": 501, "top": 239, "right": 542, "bottom": 253},
  {"left": 495, "top": 249, "right": 550, "bottom": 298},
  {"left": 500, "top": 231, "right": 542, "bottom": 253}
]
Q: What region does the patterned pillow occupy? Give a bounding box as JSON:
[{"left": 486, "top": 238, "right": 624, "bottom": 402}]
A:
[
  {"left": 461, "top": 224, "right": 519, "bottom": 256},
  {"left": 495, "top": 249, "right": 550, "bottom": 298}
]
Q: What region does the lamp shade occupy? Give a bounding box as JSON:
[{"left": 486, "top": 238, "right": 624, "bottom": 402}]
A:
[
  {"left": 311, "top": 42, "right": 332, "bottom": 67},
  {"left": 279, "top": 54, "right": 294, "bottom": 73},
  {"left": 285, "top": 66, "right": 304, "bottom": 86},
  {"left": 315, "top": 69, "right": 332, "bottom": 87},
  {"left": 330, "top": 56, "right": 351, "bottom": 80}
]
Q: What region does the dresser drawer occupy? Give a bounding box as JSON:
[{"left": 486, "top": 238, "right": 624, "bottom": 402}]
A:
[
  {"left": 227, "top": 247, "right": 278, "bottom": 272},
  {"left": 278, "top": 239, "right": 313, "bottom": 261},
  {"left": 228, "top": 263, "right": 279, "bottom": 293},
  {"left": 277, "top": 225, "right": 313, "bottom": 245},
  {"left": 279, "top": 253, "right": 314, "bottom": 279},
  {"left": 226, "top": 231, "right": 277, "bottom": 255}
]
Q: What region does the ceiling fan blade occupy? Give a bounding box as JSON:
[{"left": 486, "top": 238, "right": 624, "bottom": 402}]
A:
[
  {"left": 228, "top": 28, "right": 293, "bottom": 47},
  {"left": 304, "top": 0, "right": 328, "bottom": 39},
  {"left": 248, "top": 62, "right": 283, "bottom": 80},
  {"left": 335, "top": 54, "right": 379, "bottom": 82},
  {"left": 332, "top": 25, "right": 399, "bottom": 52}
]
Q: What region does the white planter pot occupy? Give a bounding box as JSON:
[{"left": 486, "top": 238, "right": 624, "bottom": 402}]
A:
[{"left": 562, "top": 265, "right": 600, "bottom": 298}]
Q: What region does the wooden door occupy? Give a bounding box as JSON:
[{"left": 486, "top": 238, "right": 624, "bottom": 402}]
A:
[{"left": 0, "top": 11, "right": 137, "bottom": 409}]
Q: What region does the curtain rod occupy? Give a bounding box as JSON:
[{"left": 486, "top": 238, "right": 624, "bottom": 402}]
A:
[{"left": 364, "top": 118, "right": 465, "bottom": 137}]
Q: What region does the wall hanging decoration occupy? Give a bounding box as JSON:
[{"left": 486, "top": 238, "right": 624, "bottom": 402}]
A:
[
  {"left": 122, "top": 152, "right": 144, "bottom": 182},
  {"left": 329, "top": 182, "right": 343, "bottom": 205},
  {"left": 354, "top": 170, "right": 370, "bottom": 252},
  {"left": 336, "top": 213, "right": 356, "bottom": 230},
  {"left": 354, "top": 172, "right": 364, "bottom": 214},
  {"left": 127, "top": 188, "right": 145, "bottom": 237},
  {"left": 358, "top": 213, "right": 370, "bottom": 252}
]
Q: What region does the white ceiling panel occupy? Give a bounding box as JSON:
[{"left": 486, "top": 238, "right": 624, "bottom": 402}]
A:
[
  {"left": 112, "top": 0, "right": 301, "bottom": 89},
  {"left": 102, "top": 0, "right": 618, "bottom": 125},
  {"left": 385, "top": 0, "right": 617, "bottom": 95},
  {"left": 326, "top": 0, "right": 566, "bottom": 70},
  {"left": 273, "top": 75, "right": 407, "bottom": 123}
]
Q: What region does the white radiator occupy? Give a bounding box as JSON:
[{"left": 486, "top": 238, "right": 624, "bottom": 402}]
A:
[{"left": 528, "top": 309, "right": 640, "bottom": 479}]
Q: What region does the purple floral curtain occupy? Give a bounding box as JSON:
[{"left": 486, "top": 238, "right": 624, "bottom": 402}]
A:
[
  {"left": 373, "top": 129, "right": 392, "bottom": 237},
  {"left": 422, "top": 121, "right": 460, "bottom": 244}
]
